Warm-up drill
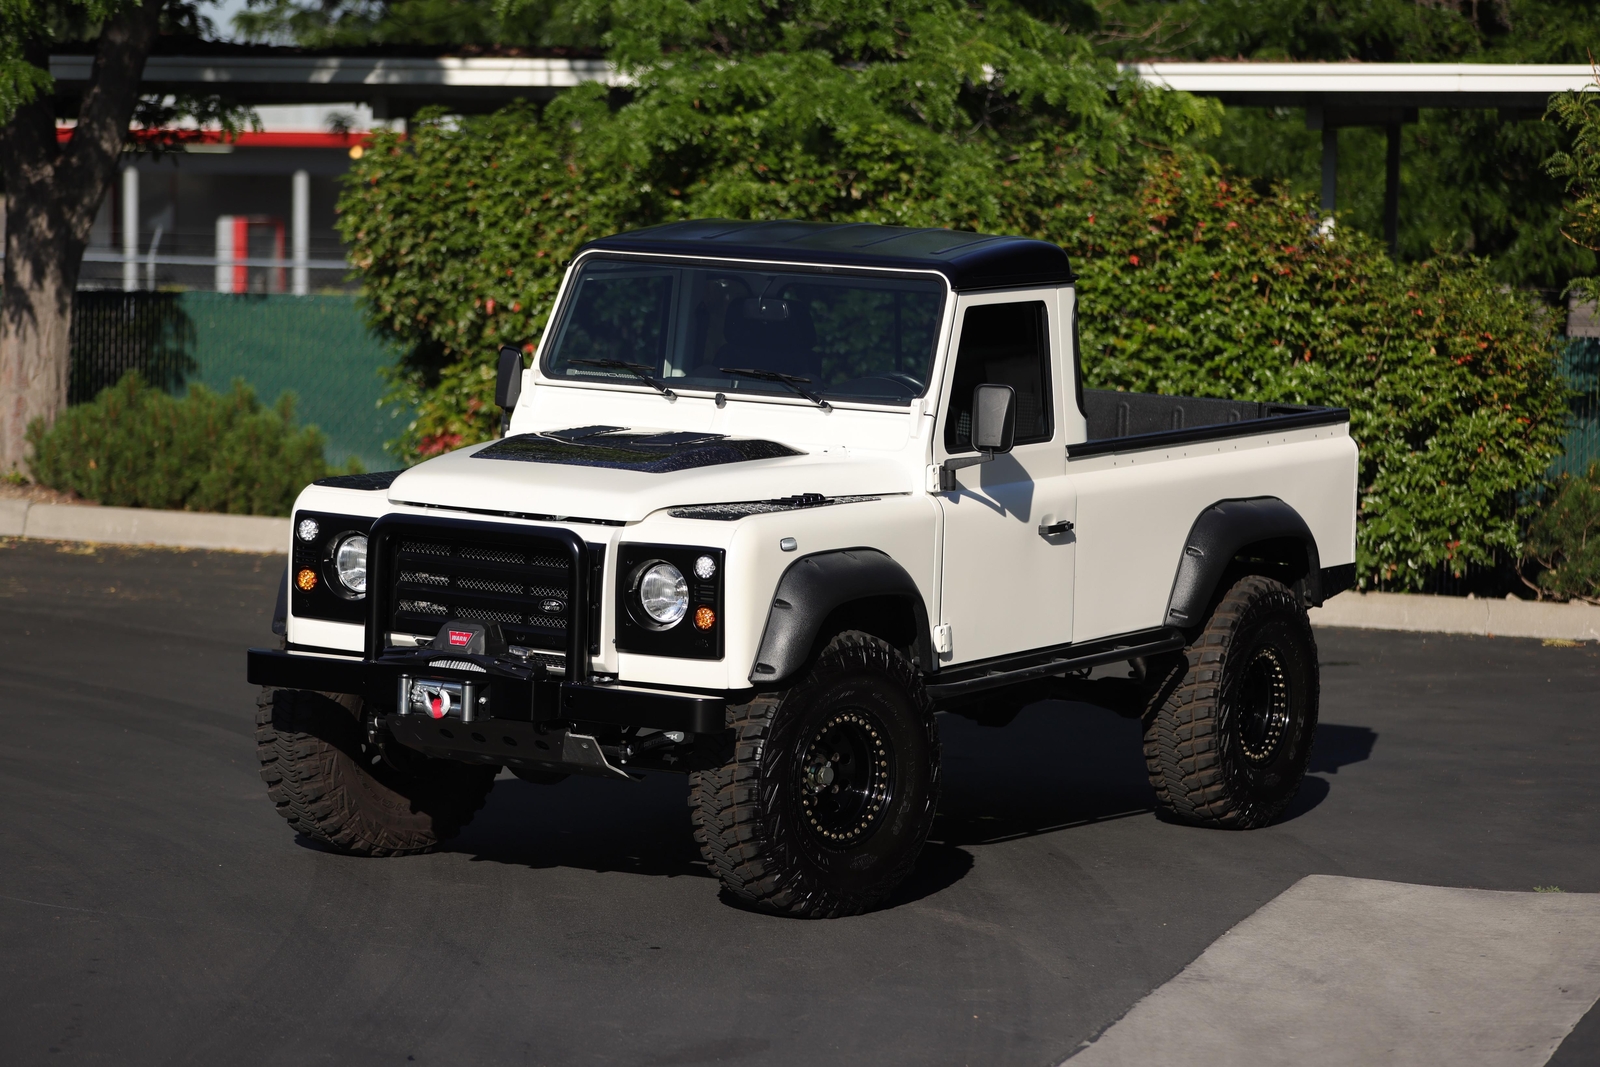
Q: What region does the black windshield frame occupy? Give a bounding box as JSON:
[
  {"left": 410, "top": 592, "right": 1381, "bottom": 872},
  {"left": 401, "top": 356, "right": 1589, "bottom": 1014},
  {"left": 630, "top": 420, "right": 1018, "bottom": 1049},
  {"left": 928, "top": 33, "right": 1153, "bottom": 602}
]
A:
[{"left": 539, "top": 253, "right": 950, "bottom": 408}]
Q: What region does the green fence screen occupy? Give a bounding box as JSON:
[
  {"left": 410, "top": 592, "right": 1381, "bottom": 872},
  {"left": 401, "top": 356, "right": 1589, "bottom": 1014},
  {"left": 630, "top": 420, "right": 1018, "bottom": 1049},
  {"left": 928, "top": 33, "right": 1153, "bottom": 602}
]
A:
[
  {"left": 70, "top": 291, "right": 405, "bottom": 471},
  {"left": 1552, "top": 338, "right": 1600, "bottom": 480}
]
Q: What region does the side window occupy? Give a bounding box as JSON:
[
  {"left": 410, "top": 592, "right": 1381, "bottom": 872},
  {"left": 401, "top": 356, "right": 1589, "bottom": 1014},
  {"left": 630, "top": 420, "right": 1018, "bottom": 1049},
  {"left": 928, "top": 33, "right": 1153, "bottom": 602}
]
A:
[{"left": 944, "top": 300, "right": 1052, "bottom": 452}]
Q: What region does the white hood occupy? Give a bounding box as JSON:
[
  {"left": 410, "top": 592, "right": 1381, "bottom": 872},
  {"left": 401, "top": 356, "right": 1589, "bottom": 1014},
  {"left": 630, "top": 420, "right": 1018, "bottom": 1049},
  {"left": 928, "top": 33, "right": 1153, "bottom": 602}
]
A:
[{"left": 387, "top": 435, "right": 914, "bottom": 523}]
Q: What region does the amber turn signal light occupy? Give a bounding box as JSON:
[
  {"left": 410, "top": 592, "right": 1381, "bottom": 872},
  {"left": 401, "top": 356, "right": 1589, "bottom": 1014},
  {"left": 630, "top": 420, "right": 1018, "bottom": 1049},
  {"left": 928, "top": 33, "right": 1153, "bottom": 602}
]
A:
[
  {"left": 296, "top": 567, "right": 318, "bottom": 592},
  {"left": 693, "top": 606, "right": 716, "bottom": 630}
]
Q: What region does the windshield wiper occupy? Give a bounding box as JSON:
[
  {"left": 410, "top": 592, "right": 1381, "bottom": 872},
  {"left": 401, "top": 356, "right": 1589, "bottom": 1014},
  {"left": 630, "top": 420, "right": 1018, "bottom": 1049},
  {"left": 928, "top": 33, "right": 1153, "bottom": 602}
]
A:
[
  {"left": 718, "top": 368, "right": 832, "bottom": 412},
  {"left": 568, "top": 358, "right": 676, "bottom": 400}
]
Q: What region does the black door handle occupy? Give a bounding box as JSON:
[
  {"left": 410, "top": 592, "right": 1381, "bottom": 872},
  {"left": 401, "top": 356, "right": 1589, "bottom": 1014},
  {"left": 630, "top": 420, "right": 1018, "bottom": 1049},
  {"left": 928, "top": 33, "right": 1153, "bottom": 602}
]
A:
[{"left": 1038, "top": 520, "right": 1074, "bottom": 537}]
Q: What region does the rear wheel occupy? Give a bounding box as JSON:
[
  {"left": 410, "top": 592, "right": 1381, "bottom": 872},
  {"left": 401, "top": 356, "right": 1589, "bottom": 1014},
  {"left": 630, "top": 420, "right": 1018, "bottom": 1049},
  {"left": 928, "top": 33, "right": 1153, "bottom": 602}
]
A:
[
  {"left": 689, "top": 631, "right": 940, "bottom": 918},
  {"left": 1142, "top": 574, "right": 1319, "bottom": 828},
  {"left": 255, "top": 687, "right": 497, "bottom": 855}
]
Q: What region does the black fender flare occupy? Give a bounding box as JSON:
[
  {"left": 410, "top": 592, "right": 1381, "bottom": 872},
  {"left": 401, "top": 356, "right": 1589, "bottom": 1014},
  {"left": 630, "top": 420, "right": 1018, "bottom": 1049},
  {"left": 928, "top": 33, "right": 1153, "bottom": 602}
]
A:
[
  {"left": 272, "top": 564, "right": 289, "bottom": 637},
  {"left": 1164, "top": 497, "right": 1323, "bottom": 628},
  {"left": 749, "top": 548, "right": 934, "bottom": 685}
]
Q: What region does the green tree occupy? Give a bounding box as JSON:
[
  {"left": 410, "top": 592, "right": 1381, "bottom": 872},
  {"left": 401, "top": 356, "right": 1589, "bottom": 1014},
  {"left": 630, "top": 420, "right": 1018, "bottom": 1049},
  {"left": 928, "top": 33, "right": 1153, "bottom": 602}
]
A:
[
  {"left": 340, "top": 0, "right": 1215, "bottom": 454},
  {"left": 0, "top": 0, "right": 246, "bottom": 475},
  {"left": 1091, "top": 0, "right": 1600, "bottom": 64},
  {"left": 234, "top": 0, "right": 598, "bottom": 48},
  {"left": 1092, "top": 0, "right": 1600, "bottom": 293},
  {"left": 1546, "top": 72, "right": 1600, "bottom": 303}
]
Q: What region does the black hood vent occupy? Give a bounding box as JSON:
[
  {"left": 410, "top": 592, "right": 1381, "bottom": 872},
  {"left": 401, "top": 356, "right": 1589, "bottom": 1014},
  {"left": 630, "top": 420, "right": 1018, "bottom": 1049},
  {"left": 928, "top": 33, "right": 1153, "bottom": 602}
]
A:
[{"left": 474, "top": 426, "right": 803, "bottom": 474}]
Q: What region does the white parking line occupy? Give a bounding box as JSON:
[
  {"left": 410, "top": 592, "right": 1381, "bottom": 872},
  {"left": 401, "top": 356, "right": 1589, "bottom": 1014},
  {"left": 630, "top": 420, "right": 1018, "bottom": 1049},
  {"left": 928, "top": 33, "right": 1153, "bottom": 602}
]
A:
[{"left": 1066, "top": 875, "right": 1600, "bottom": 1067}]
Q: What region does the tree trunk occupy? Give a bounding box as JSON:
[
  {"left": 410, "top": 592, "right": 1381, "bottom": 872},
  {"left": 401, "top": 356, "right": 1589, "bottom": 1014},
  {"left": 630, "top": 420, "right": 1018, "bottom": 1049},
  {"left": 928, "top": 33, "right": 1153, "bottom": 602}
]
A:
[
  {"left": 0, "top": 1, "right": 161, "bottom": 475},
  {"left": 1, "top": 98, "right": 80, "bottom": 472}
]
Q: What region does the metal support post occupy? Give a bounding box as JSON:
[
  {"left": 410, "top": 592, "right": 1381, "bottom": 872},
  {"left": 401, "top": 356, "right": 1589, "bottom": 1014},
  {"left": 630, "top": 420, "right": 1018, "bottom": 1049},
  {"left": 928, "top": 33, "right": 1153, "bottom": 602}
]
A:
[
  {"left": 1384, "top": 122, "right": 1401, "bottom": 257},
  {"left": 291, "top": 169, "right": 310, "bottom": 296},
  {"left": 1320, "top": 126, "right": 1337, "bottom": 221},
  {"left": 216, "top": 215, "right": 234, "bottom": 293},
  {"left": 121, "top": 164, "right": 139, "bottom": 292}
]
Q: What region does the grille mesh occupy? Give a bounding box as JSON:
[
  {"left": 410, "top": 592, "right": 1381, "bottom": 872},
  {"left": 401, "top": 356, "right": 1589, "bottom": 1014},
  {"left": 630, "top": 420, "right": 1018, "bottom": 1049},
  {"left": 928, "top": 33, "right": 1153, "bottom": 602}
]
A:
[
  {"left": 385, "top": 526, "right": 589, "bottom": 652},
  {"left": 458, "top": 576, "right": 521, "bottom": 594}
]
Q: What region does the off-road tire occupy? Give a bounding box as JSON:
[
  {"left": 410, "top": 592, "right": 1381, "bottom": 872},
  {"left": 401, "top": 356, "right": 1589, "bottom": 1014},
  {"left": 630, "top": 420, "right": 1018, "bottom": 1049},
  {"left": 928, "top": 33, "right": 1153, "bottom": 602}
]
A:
[
  {"left": 689, "top": 631, "right": 940, "bottom": 918},
  {"left": 1142, "top": 575, "right": 1319, "bottom": 829},
  {"left": 255, "top": 687, "right": 498, "bottom": 855}
]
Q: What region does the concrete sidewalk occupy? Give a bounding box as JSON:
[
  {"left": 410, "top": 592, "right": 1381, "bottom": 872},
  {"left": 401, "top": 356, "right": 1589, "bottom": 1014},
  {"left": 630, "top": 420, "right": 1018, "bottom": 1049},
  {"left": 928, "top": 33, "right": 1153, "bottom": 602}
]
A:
[
  {"left": 0, "top": 498, "right": 288, "bottom": 554},
  {"left": 1066, "top": 876, "right": 1600, "bottom": 1067},
  {"left": 1311, "top": 588, "right": 1600, "bottom": 642}
]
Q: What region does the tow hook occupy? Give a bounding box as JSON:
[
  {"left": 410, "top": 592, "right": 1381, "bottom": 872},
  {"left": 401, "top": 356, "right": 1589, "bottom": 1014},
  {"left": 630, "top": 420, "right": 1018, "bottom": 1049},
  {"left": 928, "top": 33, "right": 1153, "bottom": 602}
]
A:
[{"left": 614, "top": 730, "right": 689, "bottom": 765}]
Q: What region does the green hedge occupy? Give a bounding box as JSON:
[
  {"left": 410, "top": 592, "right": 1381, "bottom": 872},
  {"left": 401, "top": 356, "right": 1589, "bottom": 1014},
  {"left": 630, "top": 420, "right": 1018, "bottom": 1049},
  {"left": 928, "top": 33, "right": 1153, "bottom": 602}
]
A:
[
  {"left": 28, "top": 372, "right": 359, "bottom": 516},
  {"left": 1065, "top": 162, "right": 1569, "bottom": 589},
  {"left": 1523, "top": 462, "right": 1600, "bottom": 603}
]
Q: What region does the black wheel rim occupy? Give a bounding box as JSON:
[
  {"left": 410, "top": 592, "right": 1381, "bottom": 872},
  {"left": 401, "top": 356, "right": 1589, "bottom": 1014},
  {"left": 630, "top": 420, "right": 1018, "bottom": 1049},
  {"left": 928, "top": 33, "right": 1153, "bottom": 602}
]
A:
[
  {"left": 796, "top": 709, "right": 894, "bottom": 849},
  {"left": 1236, "top": 645, "right": 1291, "bottom": 763}
]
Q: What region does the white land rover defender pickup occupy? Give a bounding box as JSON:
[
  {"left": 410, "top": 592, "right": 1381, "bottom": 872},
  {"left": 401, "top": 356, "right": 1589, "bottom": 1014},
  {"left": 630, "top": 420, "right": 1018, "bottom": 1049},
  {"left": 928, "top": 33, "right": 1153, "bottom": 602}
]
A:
[{"left": 248, "top": 220, "right": 1358, "bottom": 918}]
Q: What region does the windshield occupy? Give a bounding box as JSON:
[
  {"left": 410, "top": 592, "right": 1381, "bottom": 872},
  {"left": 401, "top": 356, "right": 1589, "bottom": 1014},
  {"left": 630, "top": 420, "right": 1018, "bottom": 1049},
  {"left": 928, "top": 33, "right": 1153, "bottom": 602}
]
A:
[{"left": 542, "top": 256, "right": 947, "bottom": 406}]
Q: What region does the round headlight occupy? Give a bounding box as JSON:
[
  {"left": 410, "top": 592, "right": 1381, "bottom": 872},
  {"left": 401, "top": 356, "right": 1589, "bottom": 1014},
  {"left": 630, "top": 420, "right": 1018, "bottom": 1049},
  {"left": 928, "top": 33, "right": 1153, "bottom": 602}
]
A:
[
  {"left": 332, "top": 533, "right": 368, "bottom": 595},
  {"left": 637, "top": 561, "right": 687, "bottom": 626}
]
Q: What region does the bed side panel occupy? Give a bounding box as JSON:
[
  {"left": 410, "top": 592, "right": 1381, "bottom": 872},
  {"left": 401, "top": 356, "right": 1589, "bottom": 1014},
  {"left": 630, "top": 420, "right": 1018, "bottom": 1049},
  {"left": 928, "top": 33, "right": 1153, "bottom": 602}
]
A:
[{"left": 1069, "top": 426, "right": 1357, "bottom": 643}]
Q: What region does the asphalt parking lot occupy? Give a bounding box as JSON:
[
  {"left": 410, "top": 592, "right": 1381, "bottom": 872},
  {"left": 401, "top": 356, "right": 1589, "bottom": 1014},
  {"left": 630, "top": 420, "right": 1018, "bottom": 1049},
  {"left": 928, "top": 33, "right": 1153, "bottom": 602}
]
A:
[{"left": 2, "top": 539, "right": 1597, "bottom": 1066}]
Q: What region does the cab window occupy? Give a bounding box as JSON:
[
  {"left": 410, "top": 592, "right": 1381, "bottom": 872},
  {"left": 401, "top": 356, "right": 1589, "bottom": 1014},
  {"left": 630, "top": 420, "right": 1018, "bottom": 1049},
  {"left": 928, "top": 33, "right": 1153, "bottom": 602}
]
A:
[{"left": 944, "top": 301, "right": 1053, "bottom": 452}]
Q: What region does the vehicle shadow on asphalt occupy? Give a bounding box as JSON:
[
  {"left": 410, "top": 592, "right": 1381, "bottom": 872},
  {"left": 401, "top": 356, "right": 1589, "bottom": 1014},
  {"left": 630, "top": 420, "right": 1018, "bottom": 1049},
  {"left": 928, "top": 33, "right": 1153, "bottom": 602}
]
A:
[
  {"left": 1309, "top": 723, "right": 1379, "bottom": 774},
  {"left": 445, "top": 771, "right": 715, "bottom": 879},
  {"left": 429, "top": 710, "right": 1379, "bottom": 905},
  {"left": 933, "top": 702, "right": 1379, "bottom": 840},
  {"left": 931, "top": 700, "right": 1155, "bottom": 849},
  {"left": 1275, "top": 723, "right": 1380, "bottom": 822}
]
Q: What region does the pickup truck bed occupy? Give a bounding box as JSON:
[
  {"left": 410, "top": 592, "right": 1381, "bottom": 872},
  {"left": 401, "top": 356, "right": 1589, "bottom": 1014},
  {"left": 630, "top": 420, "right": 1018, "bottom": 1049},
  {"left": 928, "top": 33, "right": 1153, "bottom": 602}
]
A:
[{"left": 1077, "top": 388, "right": 1348, "bottom": 457}]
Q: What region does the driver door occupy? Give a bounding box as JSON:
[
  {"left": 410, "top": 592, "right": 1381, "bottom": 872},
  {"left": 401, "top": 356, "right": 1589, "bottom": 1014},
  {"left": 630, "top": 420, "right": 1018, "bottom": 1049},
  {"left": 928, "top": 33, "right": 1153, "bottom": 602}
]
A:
[{"left": 934, "top": 292, "right": 1076, "bottom": 665}]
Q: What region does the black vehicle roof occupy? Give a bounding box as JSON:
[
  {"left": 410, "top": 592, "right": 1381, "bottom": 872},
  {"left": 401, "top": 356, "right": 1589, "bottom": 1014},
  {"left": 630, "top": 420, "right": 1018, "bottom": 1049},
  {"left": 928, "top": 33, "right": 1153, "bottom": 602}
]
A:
[{"left": 578, "top": 220, "right": 1074, "bottom": 291}]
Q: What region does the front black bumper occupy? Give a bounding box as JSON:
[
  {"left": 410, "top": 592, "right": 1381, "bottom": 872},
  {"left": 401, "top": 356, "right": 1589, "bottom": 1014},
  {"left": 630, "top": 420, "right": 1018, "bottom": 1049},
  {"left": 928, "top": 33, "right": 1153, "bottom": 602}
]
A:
[{"left": 247, "top": 647, "right": 727, "bottom": 735}]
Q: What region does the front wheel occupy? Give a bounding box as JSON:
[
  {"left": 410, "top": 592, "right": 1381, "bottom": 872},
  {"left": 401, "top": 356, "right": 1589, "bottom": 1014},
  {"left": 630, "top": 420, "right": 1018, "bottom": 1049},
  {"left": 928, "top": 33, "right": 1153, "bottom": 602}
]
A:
[
  {"left": 255, "top": 687, "right": 498, "bottom": 855},
  {"left": 689, "top": 631, "right": 940, "bottom": 918},
  {"left": 1142, "top": 574, "right": 1319, "bottom": 829}
]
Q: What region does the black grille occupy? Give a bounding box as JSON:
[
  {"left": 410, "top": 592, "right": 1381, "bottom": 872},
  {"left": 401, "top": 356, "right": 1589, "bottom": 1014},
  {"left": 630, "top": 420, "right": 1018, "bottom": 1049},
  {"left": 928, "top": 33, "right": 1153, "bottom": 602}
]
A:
[{"left": 383, "top": 525, "right": 598, "bottom": 652}]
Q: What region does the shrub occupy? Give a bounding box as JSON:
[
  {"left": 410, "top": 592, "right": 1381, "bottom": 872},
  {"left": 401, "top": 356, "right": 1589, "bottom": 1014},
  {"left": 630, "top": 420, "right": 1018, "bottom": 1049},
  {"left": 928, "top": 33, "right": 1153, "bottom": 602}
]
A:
[
  {"left": 1061, "top": 161, "right": 1569, "bottom": 590},
  {"left": 27, "top": 372, "right": 359, "bottom": 516},
  {"left": 1522, "top": 462, "right": 1600, "bottom": 603}
]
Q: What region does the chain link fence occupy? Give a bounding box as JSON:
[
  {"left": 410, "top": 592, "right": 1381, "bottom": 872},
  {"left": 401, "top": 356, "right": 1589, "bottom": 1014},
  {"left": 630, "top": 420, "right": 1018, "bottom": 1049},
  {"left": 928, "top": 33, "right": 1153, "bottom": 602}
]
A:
[
  {"left": 69, "top": 292, "right": 197, "bottom": 404},
  {"left": 69, "top": 291, "right": 406, "bottom": 471}
]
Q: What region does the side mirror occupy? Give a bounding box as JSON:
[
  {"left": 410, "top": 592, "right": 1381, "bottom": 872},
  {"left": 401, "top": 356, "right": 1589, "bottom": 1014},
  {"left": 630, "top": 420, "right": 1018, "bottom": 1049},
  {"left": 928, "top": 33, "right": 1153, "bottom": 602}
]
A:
[
  {"left": 495, "top": 344, "right": 524, "bottom": 436},
  {"left": 971, "top": 383, "right": 1016, "bottom": 455},
  {"left": 939, "top": 383, "right": 1018, "bottom": 490}
]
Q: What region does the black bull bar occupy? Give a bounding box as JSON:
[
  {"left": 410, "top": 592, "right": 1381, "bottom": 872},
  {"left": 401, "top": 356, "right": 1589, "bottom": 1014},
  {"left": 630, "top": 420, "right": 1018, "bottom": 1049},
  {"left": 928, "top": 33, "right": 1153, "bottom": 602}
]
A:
[{"left": 247, "top": 647, "right": 728, "bottom": 736}]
